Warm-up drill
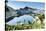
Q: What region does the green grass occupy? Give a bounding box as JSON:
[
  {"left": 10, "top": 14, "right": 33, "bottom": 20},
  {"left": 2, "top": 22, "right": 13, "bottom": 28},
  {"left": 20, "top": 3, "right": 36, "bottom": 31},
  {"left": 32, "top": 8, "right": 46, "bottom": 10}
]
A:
[{"left": 5, "top": 22, "right": 44, "bottom": 30}]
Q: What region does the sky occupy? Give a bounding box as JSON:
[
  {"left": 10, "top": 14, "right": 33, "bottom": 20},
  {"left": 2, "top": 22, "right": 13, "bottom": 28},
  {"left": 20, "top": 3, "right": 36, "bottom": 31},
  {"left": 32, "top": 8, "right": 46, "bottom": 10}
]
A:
[
  {"left": 7, "top": 1, "right": 45, "bottom": 9},
  {"left": 8, "top": 0, "right": 44, "bottom": 2}
]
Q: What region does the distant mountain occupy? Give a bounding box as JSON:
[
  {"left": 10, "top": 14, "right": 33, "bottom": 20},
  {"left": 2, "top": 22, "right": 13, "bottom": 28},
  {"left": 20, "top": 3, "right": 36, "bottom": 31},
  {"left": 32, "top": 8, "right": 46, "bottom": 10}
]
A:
[
  {"left": 6, "top": 6, "right": 45, "bottom": 23},
  {"left": 6, "top": 6, "right": 45, "bottom": 18},
  {"left": 21, "top": 7, "right": 36, "bottom": 10},
  {"left": 19, "top": 6, "right": 37, "bottom": 10},
  {"left": 16, "top": 6, "right": 37, "bottom": 16},
  {"left": 6, "top": 6, "right": 45, "bottom": 17},
  {"left": 22, "top": 7, "right": 45, "bottom": 14}
]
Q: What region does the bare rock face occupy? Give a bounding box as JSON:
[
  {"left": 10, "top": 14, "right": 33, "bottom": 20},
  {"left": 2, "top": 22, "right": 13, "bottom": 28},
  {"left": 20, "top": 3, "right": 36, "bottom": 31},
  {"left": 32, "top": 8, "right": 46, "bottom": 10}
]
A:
[{"left": 6, "top": 6, "right": 18, "bottom": 18}]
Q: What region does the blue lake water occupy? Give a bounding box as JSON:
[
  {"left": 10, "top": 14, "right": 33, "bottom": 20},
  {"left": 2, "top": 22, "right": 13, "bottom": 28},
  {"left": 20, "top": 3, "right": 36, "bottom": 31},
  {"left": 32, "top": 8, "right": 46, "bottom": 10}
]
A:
[{"left": 6, "top": 15, "right": 34, "bottom": 25}]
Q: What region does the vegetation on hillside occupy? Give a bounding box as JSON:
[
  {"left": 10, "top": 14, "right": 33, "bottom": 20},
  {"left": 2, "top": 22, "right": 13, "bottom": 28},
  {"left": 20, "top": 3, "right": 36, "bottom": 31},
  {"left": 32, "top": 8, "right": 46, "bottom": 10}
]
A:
[{"left": 5, "top": 14, "right": 45, "bottom": 31}]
